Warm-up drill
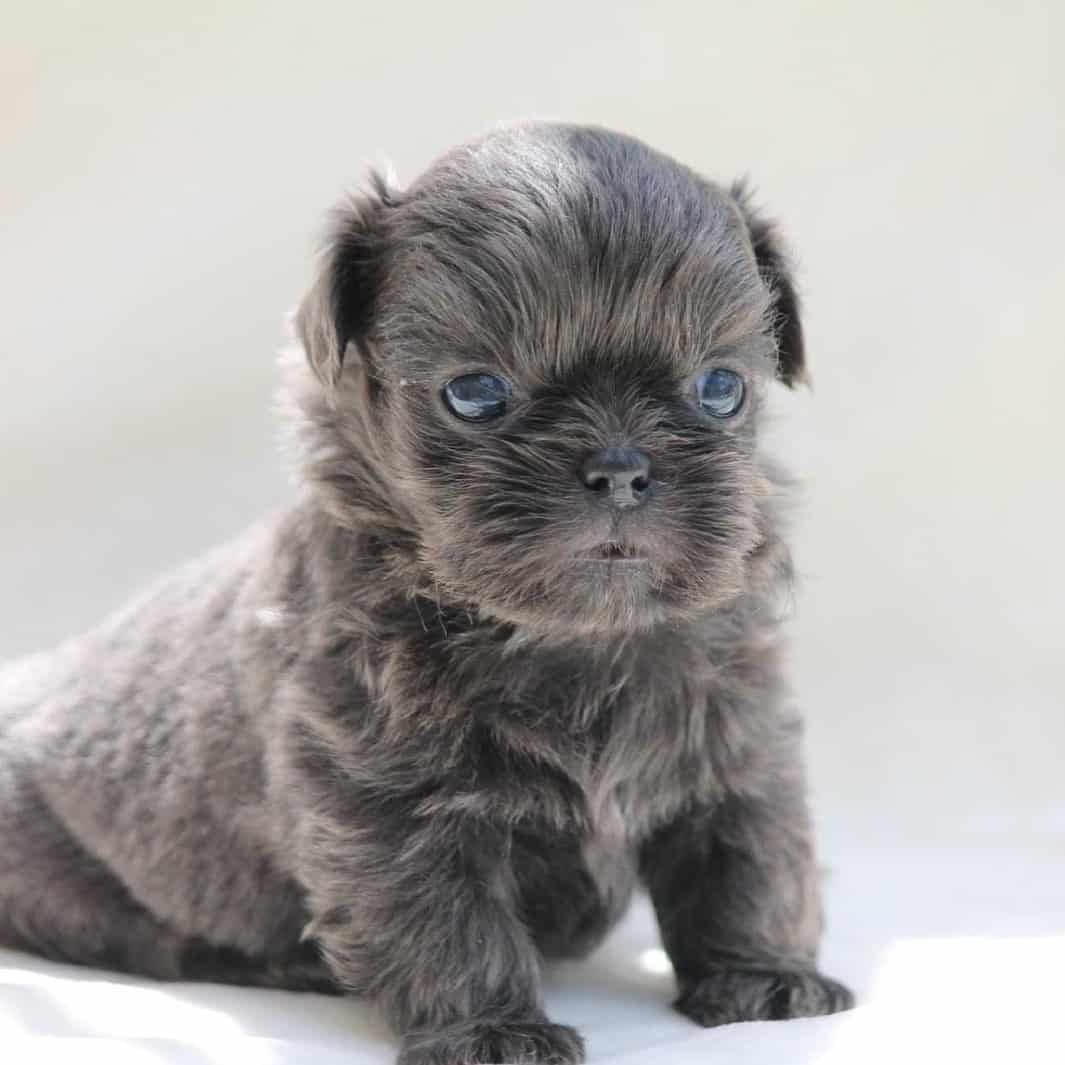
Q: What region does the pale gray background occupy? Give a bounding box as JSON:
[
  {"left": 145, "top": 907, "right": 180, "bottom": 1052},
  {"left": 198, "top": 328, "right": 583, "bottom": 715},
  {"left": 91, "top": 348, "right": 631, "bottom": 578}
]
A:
[{"left": 2, "top": 1, "right": 1062, "bottom": 858}]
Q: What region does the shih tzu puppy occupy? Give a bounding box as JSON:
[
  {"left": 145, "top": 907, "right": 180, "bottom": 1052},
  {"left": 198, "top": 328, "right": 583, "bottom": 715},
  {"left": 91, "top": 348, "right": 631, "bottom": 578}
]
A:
[{"left": 0, "top": 124, "right": 853, "bottom": 1064}]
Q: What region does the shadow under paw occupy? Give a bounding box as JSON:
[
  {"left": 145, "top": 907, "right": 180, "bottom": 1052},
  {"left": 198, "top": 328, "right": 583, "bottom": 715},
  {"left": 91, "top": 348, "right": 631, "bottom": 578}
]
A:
[
  {"left": 398, "top": 1018, "right": 585, "bottom": 1064},
  {"left": 675, "top": 966, "right": 855, "bottom": 1028}
]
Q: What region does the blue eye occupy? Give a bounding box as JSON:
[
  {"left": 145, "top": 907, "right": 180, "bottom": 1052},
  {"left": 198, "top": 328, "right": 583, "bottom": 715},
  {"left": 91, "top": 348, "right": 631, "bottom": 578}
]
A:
[
  {"left": 442, "top": 373, "right": 511, "bottom": 422},
  {"left": 695, "top": 368, "right": 745, "bottom": 418}
]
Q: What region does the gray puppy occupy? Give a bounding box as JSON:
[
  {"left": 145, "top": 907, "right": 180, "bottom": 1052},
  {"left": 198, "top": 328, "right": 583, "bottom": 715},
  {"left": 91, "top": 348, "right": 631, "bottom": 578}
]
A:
[{"left": 0, "top": 124, "right": 853, "bottom": 1064}]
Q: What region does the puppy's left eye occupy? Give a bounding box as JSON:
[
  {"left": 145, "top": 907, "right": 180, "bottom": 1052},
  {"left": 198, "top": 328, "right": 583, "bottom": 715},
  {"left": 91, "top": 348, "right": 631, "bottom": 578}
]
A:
[
  {"left": 442, "top": 373, "right": 511, "bottom": 422},
  {"left": 695, "top": 368, "right": 745, "bottom": 418}
]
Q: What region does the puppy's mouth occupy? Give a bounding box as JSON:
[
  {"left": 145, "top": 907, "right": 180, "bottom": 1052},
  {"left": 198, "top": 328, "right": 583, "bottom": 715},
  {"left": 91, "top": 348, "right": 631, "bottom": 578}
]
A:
[{"left": 578, "top": 541, "right": 647, "bottom": 562}]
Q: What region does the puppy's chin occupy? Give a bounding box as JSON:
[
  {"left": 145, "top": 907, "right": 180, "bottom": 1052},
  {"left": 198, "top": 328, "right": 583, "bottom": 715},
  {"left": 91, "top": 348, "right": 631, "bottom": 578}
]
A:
[
  {"left": 484, "top": 565, "right": 668, "bottom": 636},
  {"left": 428, "top": 545, "right": 750, "bottom": 637}
]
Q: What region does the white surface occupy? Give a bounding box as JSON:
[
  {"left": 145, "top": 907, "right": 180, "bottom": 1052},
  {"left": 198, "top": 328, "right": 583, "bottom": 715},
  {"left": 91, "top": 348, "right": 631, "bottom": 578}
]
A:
[{"left": 2, "top": 846, "right": 1062, "bottom": 1064}]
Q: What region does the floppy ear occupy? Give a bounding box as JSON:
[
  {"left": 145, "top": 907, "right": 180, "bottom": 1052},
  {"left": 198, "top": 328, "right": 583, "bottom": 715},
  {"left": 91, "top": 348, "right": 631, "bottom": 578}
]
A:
[
  {"left": 296, "top": 174, "right": 392, "bottom": 387},
  {"left": 730, "top": 182, "right": 806, "bottom": 387}
]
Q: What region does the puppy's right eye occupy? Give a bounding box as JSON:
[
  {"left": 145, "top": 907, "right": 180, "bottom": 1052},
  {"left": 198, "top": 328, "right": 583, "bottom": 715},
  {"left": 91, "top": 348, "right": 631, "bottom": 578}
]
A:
[{"left": 442, "top": 373, "right": 511, "bottom": 422}]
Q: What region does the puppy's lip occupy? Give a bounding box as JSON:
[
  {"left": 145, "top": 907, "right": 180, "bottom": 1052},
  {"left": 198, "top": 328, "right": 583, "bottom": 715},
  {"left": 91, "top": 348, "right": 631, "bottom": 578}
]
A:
[{"left": 576, "top": 541, "right": 648, "bottom": 562}]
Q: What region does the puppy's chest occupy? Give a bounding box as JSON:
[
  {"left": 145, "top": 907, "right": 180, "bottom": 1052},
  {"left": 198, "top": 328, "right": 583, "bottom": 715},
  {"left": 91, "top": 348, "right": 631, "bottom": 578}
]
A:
[
  {"left": 463, "top": 639, "right": 734, "bottom": 836},
  {"left": 361, "top": 611, "right": 756, "bottom": 834}
]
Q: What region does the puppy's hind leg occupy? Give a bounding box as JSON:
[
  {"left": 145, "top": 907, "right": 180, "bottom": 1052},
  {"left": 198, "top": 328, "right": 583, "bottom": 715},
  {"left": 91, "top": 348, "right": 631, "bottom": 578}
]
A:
[
  {"left": 181, "top": 937, "right": 339, "bottom": 994},
  {"left": 512, "top": 828, "right": 635, "bottom": 962},
  {"left": 0, "top": 771, "right": 339, "bottom": 991},
  {"left": 0, "top": 773, "right": 190, "bottom": 979}
]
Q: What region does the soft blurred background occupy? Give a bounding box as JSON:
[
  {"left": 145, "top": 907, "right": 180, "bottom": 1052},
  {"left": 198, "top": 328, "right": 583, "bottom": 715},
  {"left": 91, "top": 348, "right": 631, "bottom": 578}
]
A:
[
  {"left": 3, "top": 6, "right": 1065, "bottom": 1061},
  {"left": 3, "top": 1, "right": 1062, "bottom": 867}
]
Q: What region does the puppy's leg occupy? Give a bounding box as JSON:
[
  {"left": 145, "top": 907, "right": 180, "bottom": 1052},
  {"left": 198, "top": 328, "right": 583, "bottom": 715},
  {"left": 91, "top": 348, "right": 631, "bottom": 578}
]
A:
[
  {"left": 299, "top": 812, "right": 583, "bottom": 1065},
  {"left": 0, "top": 772, "right": 190, "bottom": 979},
  {"left": 638, "top": 760, "right": 853, "bottom": 1027},
  {"left": 181, "top": 938, "right": 338, "bottom": 993},
  {"left": 0, "top": 768, "right": 338, "bottom": 991}
]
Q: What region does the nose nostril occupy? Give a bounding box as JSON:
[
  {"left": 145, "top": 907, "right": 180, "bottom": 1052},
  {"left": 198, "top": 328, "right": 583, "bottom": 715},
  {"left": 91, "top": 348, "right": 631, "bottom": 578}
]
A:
[{"left": 579, "top": 448, "right": 653, "bottom": 507}]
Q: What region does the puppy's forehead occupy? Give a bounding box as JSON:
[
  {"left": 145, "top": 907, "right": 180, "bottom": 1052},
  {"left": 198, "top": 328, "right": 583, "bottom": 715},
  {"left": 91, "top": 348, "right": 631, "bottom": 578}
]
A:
[{"left": 380, "top": 126, "right": 771, "bottom": 382}]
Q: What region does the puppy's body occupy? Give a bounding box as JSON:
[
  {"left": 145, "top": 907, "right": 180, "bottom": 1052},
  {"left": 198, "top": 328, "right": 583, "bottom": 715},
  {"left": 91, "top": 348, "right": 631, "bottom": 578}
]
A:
[
  {"left": 0, "top": 501, "right": 787, "bottom": 975},
  {"left": 0, "top": 125, "right": 851, "bottom": 1064}
]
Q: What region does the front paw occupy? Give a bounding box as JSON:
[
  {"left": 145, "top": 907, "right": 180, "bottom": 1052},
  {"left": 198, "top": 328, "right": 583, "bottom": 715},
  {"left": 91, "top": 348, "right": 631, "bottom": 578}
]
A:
[
  {"left": 398, "top": 1018, "right": 585, "bottom": 1065},
  {"left": 675, "top": 966, "right": 854, "bottom": 1028}
]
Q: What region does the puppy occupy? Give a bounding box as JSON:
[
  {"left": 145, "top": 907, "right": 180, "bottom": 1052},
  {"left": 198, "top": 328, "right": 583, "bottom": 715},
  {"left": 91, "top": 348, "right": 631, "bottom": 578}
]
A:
[{"left": 0, "top": 124, "right": 852, "bottom": 1064}]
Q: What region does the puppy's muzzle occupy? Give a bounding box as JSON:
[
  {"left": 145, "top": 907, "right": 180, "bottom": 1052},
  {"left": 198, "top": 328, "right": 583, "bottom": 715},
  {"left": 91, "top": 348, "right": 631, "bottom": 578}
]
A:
[{"left": 579, "top": 447, "right": 652, "bottom": 510}]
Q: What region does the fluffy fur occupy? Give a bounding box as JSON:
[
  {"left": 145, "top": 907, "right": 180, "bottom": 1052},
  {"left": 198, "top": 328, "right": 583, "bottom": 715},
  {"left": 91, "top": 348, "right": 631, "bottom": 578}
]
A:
[{"left": 0, "top": 124, "right": 852, "bottom": 1064}]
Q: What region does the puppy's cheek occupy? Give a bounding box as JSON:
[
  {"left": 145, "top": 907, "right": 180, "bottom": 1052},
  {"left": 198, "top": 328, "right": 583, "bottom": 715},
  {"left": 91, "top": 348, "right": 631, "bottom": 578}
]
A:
[
  {"left": 406, "top": 431, "right": 564, "bottom": 583},
  {"left": 388, "top": 422, "right": 491, "bottom": 542},
  {"left": 671, "top": 505, "right": 761, "bottom": 608},
  {"left": 647, "top": 448, "right": 762, "bottom": 607},
  {"left": 421, "top": 510, "right": 559, "bottom": 611}
]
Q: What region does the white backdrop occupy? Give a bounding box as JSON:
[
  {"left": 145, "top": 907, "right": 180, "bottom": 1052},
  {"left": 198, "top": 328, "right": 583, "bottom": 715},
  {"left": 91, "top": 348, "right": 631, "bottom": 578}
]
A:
[{"left": 2, "top": 4, "right": 1063, "bottom": 1061}]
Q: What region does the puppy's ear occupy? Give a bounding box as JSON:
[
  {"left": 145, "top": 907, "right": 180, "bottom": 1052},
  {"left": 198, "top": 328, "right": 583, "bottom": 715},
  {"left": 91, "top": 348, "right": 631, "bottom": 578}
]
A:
[
  {"left": 297, "top": 175, "right": 393, "bottom": 387},
  {"left": 730, "top": 182, "right": 806, "bottom": 387}
]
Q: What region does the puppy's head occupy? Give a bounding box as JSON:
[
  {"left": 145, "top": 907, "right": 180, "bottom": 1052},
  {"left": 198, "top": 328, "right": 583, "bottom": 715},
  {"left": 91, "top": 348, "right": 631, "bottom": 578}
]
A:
[{"left": 293, "top": 124, "right": 804, "bottom": 634}]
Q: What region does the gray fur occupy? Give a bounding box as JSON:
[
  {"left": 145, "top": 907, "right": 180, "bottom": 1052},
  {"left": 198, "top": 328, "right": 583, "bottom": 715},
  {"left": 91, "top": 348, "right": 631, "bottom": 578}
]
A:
[{"left": 0, "top": 123, "right": 852, "bottom": 1064}]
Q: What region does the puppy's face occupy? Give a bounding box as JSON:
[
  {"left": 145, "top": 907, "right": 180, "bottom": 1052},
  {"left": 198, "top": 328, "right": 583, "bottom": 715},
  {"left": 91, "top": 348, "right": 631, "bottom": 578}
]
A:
[{"left": 296, "top": 126, "right": 804, "bottom": 634}]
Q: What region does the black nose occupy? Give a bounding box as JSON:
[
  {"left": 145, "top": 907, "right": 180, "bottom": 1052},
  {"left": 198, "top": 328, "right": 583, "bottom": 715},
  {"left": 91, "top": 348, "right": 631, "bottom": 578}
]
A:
[{"left": 579, "top": 447, "right": 652, "bottom": 509}]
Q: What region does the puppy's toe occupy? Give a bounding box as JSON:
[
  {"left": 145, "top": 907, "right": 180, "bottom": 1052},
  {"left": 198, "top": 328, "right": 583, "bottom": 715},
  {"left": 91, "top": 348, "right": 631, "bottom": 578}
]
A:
[
  {"left": 398, "top": 1017, "right": 585, "bottom": 1064},
  {"left": 675, "top": 966, "right": 854, "bottom": 1028}
]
